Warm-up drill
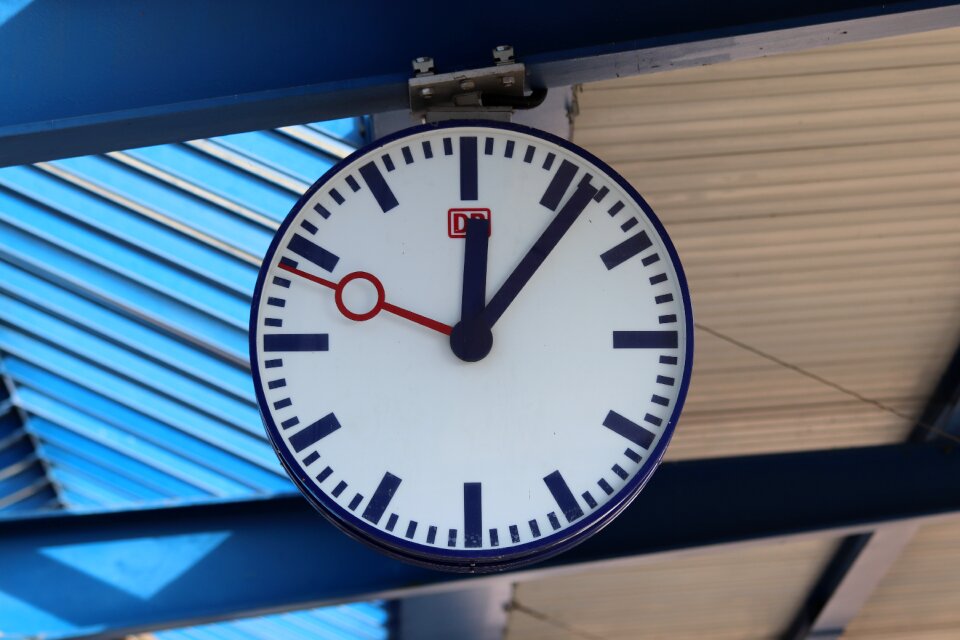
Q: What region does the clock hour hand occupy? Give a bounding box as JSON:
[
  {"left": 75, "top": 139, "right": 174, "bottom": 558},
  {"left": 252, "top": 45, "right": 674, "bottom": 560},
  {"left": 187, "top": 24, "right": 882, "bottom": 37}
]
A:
[
  {"left": 481, "top": 180, "right": 598, "bottom": 328},
  {"left": 450, "top": 218, "right": 492, "bottom": 362}
]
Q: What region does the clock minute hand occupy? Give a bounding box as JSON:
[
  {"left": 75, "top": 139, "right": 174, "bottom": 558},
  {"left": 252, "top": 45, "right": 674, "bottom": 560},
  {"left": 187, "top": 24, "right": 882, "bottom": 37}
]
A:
[{"left": 481, "top": 180, "right": 598, "bottom": 328}]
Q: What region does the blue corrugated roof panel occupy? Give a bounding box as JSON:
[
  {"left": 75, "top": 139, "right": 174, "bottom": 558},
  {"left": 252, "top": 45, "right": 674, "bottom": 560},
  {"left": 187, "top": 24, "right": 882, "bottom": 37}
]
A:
[{"left": 0, "top": 116, "right": 389, "bottom": 638}]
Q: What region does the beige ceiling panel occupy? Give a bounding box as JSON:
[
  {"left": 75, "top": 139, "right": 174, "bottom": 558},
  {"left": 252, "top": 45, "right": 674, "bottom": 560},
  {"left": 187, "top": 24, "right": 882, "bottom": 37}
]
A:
[
  {"left": 844, "top": 518, "right": 960, "bottom": 639},
  {"left": 507, "top": 537, "right": 838, "bottom": 640},
  {"left": 573, "top": 26, "right": 960, "bottom": 458}
]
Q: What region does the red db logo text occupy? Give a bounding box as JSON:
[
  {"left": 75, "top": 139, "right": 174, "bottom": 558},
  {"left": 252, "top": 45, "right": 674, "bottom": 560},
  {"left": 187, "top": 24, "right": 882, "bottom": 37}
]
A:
[{"left": 448, "top": 208, "right": 492, "bottom": 238}]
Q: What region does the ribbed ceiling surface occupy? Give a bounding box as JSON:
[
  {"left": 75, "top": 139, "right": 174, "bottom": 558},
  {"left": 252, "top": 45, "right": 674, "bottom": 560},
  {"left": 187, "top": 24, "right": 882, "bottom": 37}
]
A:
[
  {"left": 508, "top": 537, "right": 837, "bottom": 639},
  {"left": 507, "top": 24, "right": 960, "bottom": 640},
  {"left": 0, "top": 118, "right": 389, "bottom": 639},
  {"left": 574, "top": 26, "right": 960, "bottom": 460}
]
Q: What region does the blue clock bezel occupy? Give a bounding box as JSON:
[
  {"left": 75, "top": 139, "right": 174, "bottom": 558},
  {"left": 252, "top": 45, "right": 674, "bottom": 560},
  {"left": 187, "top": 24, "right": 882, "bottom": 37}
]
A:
[{"left": 249, "top": 119, "right": 694, "bottom": 572}]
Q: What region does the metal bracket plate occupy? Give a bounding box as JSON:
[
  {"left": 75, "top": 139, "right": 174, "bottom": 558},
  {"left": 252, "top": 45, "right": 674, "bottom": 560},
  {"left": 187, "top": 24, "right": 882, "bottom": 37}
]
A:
[{"left": 409, "top": 63, "right": 526, "bottom": 116}]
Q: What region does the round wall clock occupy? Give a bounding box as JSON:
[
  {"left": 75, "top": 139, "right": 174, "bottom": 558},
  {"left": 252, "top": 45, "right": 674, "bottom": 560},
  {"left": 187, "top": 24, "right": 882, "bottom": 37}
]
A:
[{"left": 249, "top": 121, "right": 692, "bottom": 572}]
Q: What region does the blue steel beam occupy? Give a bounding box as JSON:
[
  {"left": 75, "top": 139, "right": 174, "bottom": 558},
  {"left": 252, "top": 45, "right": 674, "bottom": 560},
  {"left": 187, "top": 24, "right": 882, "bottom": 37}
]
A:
[
  {"left": 3, "top": 443, "right": 960, "bottom": 639},
  {"left": 2, "top": 0, "right": 960, "bottom": 166}
]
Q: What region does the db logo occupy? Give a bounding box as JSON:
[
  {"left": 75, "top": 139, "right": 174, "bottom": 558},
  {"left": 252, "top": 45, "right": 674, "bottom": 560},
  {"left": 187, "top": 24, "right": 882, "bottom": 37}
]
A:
[{"left": 448, "top": 208, "right": 492, "bottom": 238}]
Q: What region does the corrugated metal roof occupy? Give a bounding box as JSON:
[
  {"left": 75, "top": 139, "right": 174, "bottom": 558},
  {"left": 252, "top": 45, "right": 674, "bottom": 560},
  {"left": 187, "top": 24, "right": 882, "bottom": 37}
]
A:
[
  {"left": 505, "top": 24, "right": 960, "bottom": 640},
  {"left": 0, "top": 117, "right": 389, "bottom": 638},
  {"left": 508, "top": 536, "right": 839, "bottom": 640},
  {"left": 574, "top": 25, "right": 960, "bottom": 460}
]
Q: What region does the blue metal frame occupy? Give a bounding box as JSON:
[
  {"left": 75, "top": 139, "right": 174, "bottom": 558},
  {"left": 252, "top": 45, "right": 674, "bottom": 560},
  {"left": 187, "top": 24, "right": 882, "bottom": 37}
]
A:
[
  {"left": 2, "top": 0, "right": 960, "bottom": 166},
  {"left": 248, "top": 120, "right": 694, "bottom": 572},
  {"left": 3, "top": 443, "right": 960, "bottom": 639}
]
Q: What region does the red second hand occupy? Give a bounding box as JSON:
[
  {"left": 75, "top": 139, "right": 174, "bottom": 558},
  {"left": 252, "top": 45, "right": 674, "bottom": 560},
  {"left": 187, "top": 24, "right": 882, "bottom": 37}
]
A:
[{"left": 278, "top": 263, "right": 453, "bottom": 336}]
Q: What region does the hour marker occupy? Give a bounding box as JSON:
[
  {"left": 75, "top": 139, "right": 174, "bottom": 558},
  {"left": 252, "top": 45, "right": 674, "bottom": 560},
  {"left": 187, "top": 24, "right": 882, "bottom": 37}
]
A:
[
  {"left": 652, "top": 394, "right": 670, "bottom": 406},
  {"left": 332, "top": 481, "right": 347, "bottom": 497},
  {"left": 406, "top": 521, "right": 417, "bottom": 539},
  {"left": 529, "top": 519, "right": 541, "bottom": 538},
  {"left": 620, "top": 218, "right": 638, "bottom": 232},
  {"left": 301, "top": 220, "right": 318, "bottom": 234},
  {"left": 543, "top": 470, "right": 584, "bottom": 523},
  {"left": 348, "top": 493, "right": 363, "bottom": 510},
  {"left": 448, "top": 529, "right": 457, "bottom": 547},
  {"left": 582, "top": 491, "right": 598, "bottom": 508},
  {"left": 655, "top": 294, "right": 674, "bottom": 304},
  {"left": 624, "top": 449, "right": 642, "bottom": 463},
  {"left": 382, "top": 154, "right": 395, "bottom": 172},
  {"left": 264, "top": 333, "right": 329, "bottom": 352},
  {"left": 657, "top": 375, "right": 676, "bottom": 386},
  {"left": 598, "top": 479, "right": 614, "bottom": 495},
  {"left": 443, "top": 137, "right": 453, "bottom": 155},
  {"left": 593, "top": 186, "right": 609, "bottom": 202},
  {"left": 267, "top": 297, "right": 285, "bottom": 307},
  {"left": 489, "top": 529, "right": 499, "bottom": 547},
  {"left": 509, "top": 525, "right": 520, "bottom": 543},
  {"left": 265, "top": 359, "right": 282, "bottom": 368},
  {"left": 273, "top": 398, "right": 292, "bottom": 410},
  {"left": 268, "top": 378, "right": 286, "bottom": 389},
  {"left": 548, "top": 512, "right": 561, "bottom": 530},
  {"left": 427, "top": 526, "right": 437, "bottom": 544},
  {"left": 303, "top": 451, "right": 320, "bottom": 466},
  {"left": 645, "top": 413, "right": 663, "bottom": 427},
  {"left": 603, "top": 410, "right": 656, "bottom": 449},
  {"left": 543, "top": 152, "right": 556, "bottom": 170},
  {"left": 273, "top": 276, "right": 291, "bottom": 288},
  {"left": 265, "top": 318, "right": 282, "bottom": 327},
  {"left": 578, "top": 173, "right": 593, "bottom": 188},
  {"left": 313, "top": 203, "right": 331, "bottom": 219},
  {"left": 345, "top": 175, "right": 360, "bottom": 192},
  {"left": 601, "top": 231, "right": 652, "bottom": 270},
  {"left": 650, "top": 273, "right": 668, "bottom": 285},
  {"left": 358, "top": 161, "right": 399, "bottom": 213},
  {"left": 612, "top": 464, "right": 628, "bottom": 480},
  {"left": 362, "top": 471, "right": 402, "bottom": 525},
  {"left": 401, "top": 146, "right": 414, "bottom": 164},
  {"left": 613, "top": 331, "right": 678, "bottom": 349},
  {"left": 330, "top": 189, "right": 344, "bottom": 205},
  {"left": 484, "top": 137, "right": 494, "bottom": 155},
  {"left": 280, "top": 257, "right": 298, "bottom": 269},
  {"left": 316, "top": 466, "right": 333, "bottom": 483},
  {"left": 659, "top": 314, "right": 677, "bottom": 324},
  {"left": 422, "top": 140, "right": 433, "bottom": 159},
  {"left": 523, "top": 145, "right": 535, "bottom": 163},
  {"left": 607, "top": 201, "right": 625, "bottom": 216},
  {"left": 540, "top": 159, "right": 578, "bottom": 211},
  {"left": 460, "top": 137, "right": 478, "bottom": 201},
  {"left": 289, "top": 412, "right": 342, "bottom": 452},
  {"left": 386, "top": 513, "right": 399, "bottom": 531},
  {"left": 504, "top": 140, "right": 515, "bottom": 158},
  {"left": 464, "top": 482, "right": 483, "bottom": 548},
  {"left": 281, "top": 417, "right": 299, "bottom": 429},
  {"left": 287, "top": 234, "right": 340, "bottom": 272},
  {"left": 642, "top": 253, "right": 660, "bottom": 267},
  {"left": 660, "top": 355, "right": 678, "bottom": 365}
]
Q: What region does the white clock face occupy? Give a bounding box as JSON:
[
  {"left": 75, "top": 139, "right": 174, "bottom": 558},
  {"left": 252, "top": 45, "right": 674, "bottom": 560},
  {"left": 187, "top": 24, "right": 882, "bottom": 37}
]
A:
[{"left": 250, "top": 122, "right": 692, "bottom": 571}]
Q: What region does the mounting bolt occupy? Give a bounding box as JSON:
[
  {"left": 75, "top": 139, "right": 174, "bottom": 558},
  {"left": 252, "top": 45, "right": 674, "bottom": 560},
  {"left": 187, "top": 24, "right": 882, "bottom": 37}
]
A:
[
  {"left": 459, "top": 80, "right": 476, "bottom": 91},
  {"left": 493, "top": 45, "right": 514, "bottom": 65},
  {"left": 419, "top": 87, "right": 434, "bottom": 98},
  {"left": 412, "top": 56, "right": 435, "bottom": 76},
  {"left": 501, "top": 76, "right": 515, "bottom": 87}
]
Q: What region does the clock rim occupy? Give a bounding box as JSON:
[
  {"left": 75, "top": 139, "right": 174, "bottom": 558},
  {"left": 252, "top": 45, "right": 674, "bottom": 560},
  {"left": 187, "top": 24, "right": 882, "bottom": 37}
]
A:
[{"left": 248, "top": 119, "right": 694, "bottom": 572}]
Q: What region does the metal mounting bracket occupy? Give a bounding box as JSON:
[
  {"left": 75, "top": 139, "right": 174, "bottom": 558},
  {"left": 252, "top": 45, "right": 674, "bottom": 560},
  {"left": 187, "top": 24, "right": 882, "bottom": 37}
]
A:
[{"left": 409, "top": 46, "right": 539, "bottom": 123}]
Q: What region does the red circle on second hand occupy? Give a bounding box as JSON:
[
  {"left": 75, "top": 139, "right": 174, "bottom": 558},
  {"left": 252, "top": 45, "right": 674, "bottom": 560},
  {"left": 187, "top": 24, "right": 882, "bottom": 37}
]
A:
[{"left": 334, "top": 271, "right": 386, "bottom": 322}]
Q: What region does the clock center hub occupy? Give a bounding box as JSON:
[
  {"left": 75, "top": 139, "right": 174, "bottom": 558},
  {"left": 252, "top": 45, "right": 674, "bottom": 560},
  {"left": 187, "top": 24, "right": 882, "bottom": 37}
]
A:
[
  {"left": 334, "top": 271, "right": 385, "bottom": 322},
  {"left": 449, "top": 318, "right": 494, "bottom": 362}
]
